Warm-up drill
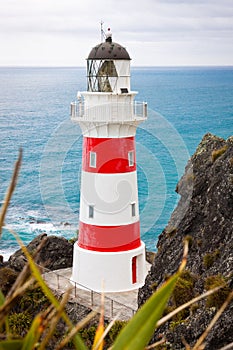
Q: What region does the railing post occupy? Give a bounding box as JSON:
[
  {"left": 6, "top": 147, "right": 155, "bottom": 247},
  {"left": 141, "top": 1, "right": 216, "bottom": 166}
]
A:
[
  {"left": 78, "top": 101, "right": 82, "bottom": 117},
  {"left": 110, "top": 299, "right": 113, "bottom": 319},
  {"left": 91, "top": 290, "right": 94, "bottom": 306},
  {"left": 57, "top": 274, "right": 60, "bottom": 289},
  {"left": 144, "top": 102, "right": 147, "bottom": 118},
  {"left": 71, "top": 102, "right": 75, "bottom": 118}
]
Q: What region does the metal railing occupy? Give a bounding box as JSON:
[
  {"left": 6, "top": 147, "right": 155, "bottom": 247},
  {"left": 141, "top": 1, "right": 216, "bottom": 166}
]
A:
[
  {"left": 42, "top": 266, "right": 137, "bottom": 320},
  {"left": 70, "top": 101, "right": 147, "bottom": 122}
]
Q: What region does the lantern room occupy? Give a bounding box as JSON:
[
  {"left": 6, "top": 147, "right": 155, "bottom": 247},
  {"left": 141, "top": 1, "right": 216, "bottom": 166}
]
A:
[{"left": 87, "top": 31, "right": 131, "bottom": 94}]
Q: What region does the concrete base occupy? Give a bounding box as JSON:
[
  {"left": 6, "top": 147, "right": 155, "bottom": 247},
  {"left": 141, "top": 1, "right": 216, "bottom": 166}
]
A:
[{"left": 71, "top": 242, "right": 146, "bottom": 292}]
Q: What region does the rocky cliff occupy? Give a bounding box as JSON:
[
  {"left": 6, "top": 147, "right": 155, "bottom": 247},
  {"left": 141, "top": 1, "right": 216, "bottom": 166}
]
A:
[{"left": 138, "top": 133, "right": 233, "bottom": 349}]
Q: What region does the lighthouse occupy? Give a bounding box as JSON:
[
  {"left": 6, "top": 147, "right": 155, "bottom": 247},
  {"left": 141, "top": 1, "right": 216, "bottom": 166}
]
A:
[{"left": 71, "top": 30, "right": 147, "bottom": 292}]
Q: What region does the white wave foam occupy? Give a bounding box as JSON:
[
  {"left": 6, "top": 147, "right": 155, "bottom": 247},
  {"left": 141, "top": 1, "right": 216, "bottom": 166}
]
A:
[{"left": 29, "top": 222, "right": 56, "bottom": 232}]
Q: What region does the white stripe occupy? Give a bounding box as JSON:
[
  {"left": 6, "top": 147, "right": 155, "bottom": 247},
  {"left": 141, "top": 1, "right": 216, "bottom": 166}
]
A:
[
  {"left": 79, "top": 171, "right": 140, "bottom": 226},
  {"left": 72, "top": 242, "right": 146, "bottom": 292},
  {"left": 79, "top": 121, "right": 141, "bottom": 138}
]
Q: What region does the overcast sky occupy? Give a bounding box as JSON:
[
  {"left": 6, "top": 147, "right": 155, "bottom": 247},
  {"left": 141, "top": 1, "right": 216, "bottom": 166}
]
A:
[{"left": 0, "top": 0, "right": 233, "bottom": 66}]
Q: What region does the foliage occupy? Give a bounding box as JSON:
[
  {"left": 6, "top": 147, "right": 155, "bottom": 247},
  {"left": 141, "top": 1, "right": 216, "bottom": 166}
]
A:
[
  {"left": 211, "top": 145, "right": 228, "bottom": 162},
  {"left": 173, "top": 270, "right": 195, "bottom": 306},
  {"left": 205, "top": 275, "right": 231, "bottom": 309},
  {"left": 79, "top": 326, "right": 97, "bottom": 348},
  {"left": 203, "top": 249, "right": 220, "bottom": 269},
  {"left": 169, "top": 319, "right": 186, "bottom": 331},
  {"left": 108, "top": 320, "right": 127, "bottom": 343},
  {"left": 18, "top": 286, "right": 49, "bottom": 313},
  {"left": 8, "top": 312, "right": 32, "bottom": 337},
  {"left": 170, "top": 270, "right": 196, "bottom": 321}
]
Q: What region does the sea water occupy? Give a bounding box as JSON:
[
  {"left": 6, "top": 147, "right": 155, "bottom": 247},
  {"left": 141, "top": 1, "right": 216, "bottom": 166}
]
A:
[{"left": 0, "top": 66, "right": 232, "bottom": 258}]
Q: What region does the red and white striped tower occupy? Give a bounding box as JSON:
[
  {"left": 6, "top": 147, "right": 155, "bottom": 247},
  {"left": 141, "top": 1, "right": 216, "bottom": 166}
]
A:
[{"left": 71, "top": 30, "right": 147, "bottom": 292}]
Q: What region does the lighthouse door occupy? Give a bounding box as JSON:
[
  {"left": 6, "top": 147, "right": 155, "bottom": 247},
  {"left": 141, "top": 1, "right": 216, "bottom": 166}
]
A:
[{"left": 132, "top": 256, "right": 137, "bottom": 284}]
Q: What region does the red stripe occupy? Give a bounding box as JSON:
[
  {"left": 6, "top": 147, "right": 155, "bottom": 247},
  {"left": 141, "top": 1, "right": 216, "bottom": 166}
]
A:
[
  {"left": 82, "top": 137, "right": 136, "bottom": 173},
  {"left": 78, "top": 221, "right": 141, "bottom": 252}
]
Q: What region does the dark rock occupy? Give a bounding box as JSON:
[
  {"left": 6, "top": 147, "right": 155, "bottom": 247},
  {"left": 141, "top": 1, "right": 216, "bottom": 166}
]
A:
[
  {"left": 138, "top": 133, "right": 233, "bottom": 349},
  {"left": 0, "top": 266, "right": 19, "bottom": 295},
  {"left": 8, "top": 234, "right": 73, "bottom": 271},
  {"left": 65, "top": 300, "right": 93, "bottom": 324},
  {"left": 146, "top": 250, "right": 156, "bottom": 264}
]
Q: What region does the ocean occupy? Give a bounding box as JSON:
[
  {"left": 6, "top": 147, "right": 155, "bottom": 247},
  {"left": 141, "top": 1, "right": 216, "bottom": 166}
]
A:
[{"left": 0, "top": 66, "right": 232, "bottom": 259}]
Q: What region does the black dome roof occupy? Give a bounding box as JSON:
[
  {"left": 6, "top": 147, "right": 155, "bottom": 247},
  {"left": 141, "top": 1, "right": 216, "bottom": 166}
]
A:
[{"left": 87, "top": 41, "right": 131, "bottom": 60}]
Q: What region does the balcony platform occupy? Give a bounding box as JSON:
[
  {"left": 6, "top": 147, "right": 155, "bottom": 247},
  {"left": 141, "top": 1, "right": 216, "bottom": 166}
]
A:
[{"left": 70, "top": 100, "right": 147, "bottom": 123}]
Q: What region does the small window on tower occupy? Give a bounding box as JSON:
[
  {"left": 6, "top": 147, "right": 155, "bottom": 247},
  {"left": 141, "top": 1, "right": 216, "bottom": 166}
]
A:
[
  {"left": 89, "top": 205, "right": 94, "bottom": 219},
  {"left": 128, "top": 151, "right": 134, "bottom": 167},
  {"left": 131, "top": 203, "right": 136, "bottom": 217},
  {"left": 89, "top": 152, "right": 96, "bottom": 168}
]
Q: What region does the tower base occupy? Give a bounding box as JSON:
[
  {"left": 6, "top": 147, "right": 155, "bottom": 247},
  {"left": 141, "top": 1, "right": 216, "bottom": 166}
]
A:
[{"left": 71, "top": 242, "right": 146, "bottom": 292}]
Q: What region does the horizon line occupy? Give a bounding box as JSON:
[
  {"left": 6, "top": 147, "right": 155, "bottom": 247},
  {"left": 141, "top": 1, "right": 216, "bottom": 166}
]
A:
[{"left": 0, "top": 64, "right": 233, "bottom": 69}]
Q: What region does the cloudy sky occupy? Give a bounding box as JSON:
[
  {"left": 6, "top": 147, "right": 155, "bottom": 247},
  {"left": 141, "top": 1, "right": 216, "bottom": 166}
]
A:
[{"left": 0, "top": 0, "right": 233, "bottom": 66}]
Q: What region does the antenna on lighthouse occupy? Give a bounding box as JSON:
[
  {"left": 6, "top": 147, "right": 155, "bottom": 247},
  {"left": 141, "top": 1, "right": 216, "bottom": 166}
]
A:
[{"left": 100, "top": 20, "right": 105, "bottom": 42}]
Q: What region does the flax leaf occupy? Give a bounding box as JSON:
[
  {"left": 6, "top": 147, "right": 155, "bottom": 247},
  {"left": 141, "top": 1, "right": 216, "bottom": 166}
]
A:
[{"left": 112, "top": 272, "right": 180, "bottom": 350}]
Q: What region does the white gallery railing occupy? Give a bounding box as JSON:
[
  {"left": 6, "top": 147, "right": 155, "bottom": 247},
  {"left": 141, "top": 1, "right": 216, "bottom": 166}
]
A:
[{"left": 70, "top": 101, "right": 147, "bottom": 122}]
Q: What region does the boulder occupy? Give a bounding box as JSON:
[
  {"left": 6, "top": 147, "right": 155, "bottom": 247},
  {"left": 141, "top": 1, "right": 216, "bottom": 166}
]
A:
[
  {"left": 8, "top": 234, "right": 74, "bottom": 271},
  {"left": 0, "top": 266, "right": 18, "bottom": 295}
]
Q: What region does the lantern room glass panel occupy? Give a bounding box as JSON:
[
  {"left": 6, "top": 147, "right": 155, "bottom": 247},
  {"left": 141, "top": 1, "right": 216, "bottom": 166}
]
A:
[{"left": 87, "top": 59, "right": 118, "bottom": 92}]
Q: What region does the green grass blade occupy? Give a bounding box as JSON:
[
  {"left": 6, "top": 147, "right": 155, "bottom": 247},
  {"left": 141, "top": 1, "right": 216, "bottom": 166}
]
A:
[
  {"left": 0, "top": 290, "right": 10, "bottom": 337},
  {"left": 0, "top": 340, "right": 23, "bottom": 350},
  {"left": 0, "top": 149, "right": 22, "bottom": 237},
  {"left": 71, "top": 331, "right": 88, "bottom": 350},
  {"left": 112, "top": 271, "right": 181, "bottom": 350},
  {"left": 0, "top": 290, "right": 5, "bottom": 306},
  {"left": 11, "top": 232, "right": 87, "bottom": 350}
]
